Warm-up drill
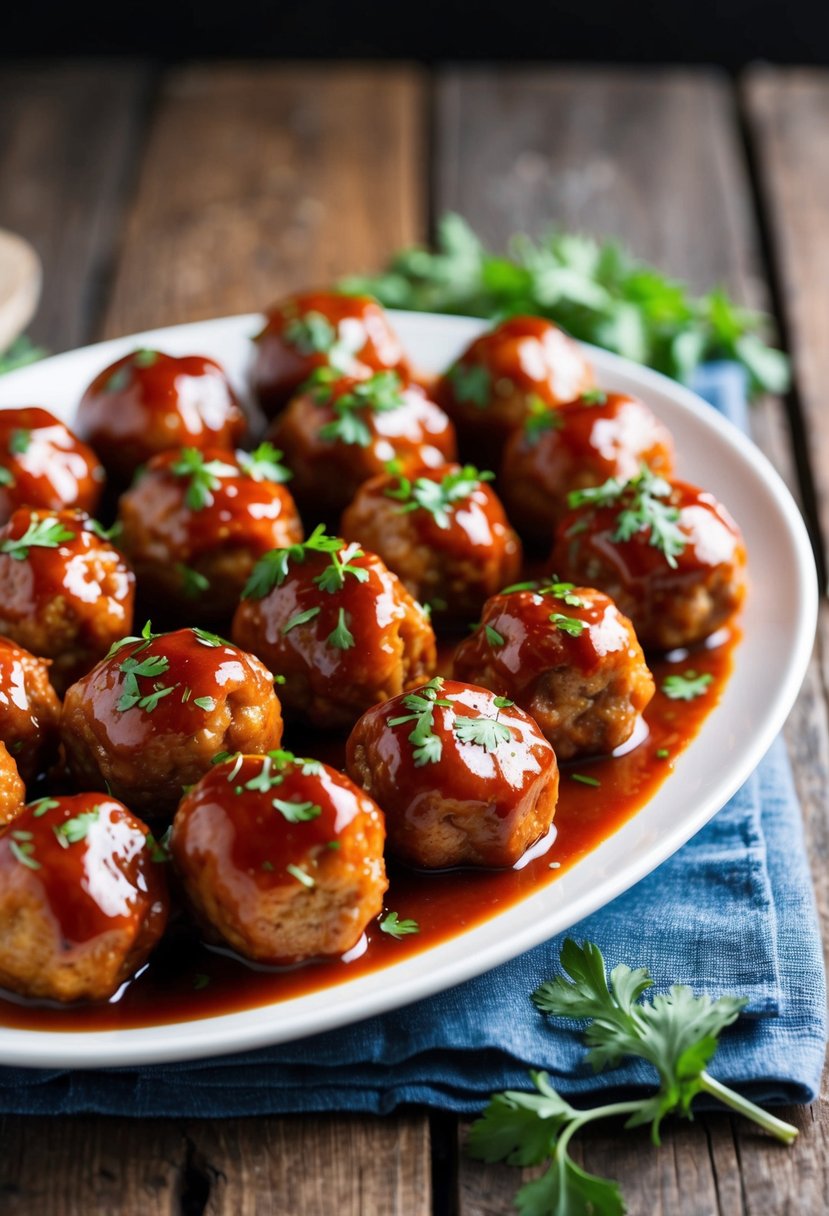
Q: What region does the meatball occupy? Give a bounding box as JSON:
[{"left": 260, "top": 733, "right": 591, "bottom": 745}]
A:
[
  {"left": 437, "top": 316, "right": 594, "bottom": 465},
  {"left": 171, "top": 749, "right": 387, "bottom": 964},
  {"left": 118, "top": 444, "right": 303, "bottom": 622},
  {"left": 500, "top": 390, "right": 675, "bottom": 545},
  {"left": 453, "top": 584, "right": 654, "bottom": 760},
  {"left": 0, "top": 793, "right": 168, "bottom": 1003},
  {"left": 340, "top": 464, "right": 522, "bottom": 622},
  {"left": 0, "top": 508, "right": 135, "bottom": 695},
  {"left": 0, "top": 637, "right": 61, "bottom": 785},
  {"left": 347, "top": 678, "right": 559, "bottom": 869},
  {"left": 0, "top": 742, "right": 25, "bottom": 826},
  {"left": 61, "top": 626, "right": 283, "bottom": 819},
  {"left": 552, "top": 471, "right": 747, "bottom": 651},
  {"left": 269, "top": 370, "right": 457, "bottom": 518},
  {"left": 232, "top": 530, "right": 436, "bottom": 730},
  {"left": 251, "top": 290, "right": 409, "bottom": 418},
  {"left": 76, "top": 349, "right": 246, "bottom": 484},
  {"left": 0, "top": 406, "right": 105, "bottom": 523}
]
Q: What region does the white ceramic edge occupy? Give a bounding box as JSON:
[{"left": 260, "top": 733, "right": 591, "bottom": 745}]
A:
[{"left": 0, "top": 310, "right": 818, "bottom": 1068}]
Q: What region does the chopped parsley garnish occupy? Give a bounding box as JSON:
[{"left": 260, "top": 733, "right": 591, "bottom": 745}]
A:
[
  {"left": 0, "top": 467, "right": 14, "bottom": 487},
  {"left": 580, "top": 388, "right": 608, "bottom": 405},
  {"left": 661, "top": 671, "right": 714, "bottom": 701},
  {"left": 448, "top": 361, "right": 490, "bottom": 408},
  {"left": 242, "top": 525, "right": 354, "bottom": 599},
  {"left": 568, "top": 467, "right": 687, "bottom": 569},
  {"left": 116, "top": 650, "right": 177, "bottom": 714},
  {"left": 313, "top": 540, "right": 369, "bottom": 594},
  {"left": 30, "top": 797, "right": 59, "bottom": 818},
  {"left": 550, "top": 612, "right": 585, "bottom": 637},
  {"left": 53, "top": 808, "right": 100, "bottom": 847},
  {"left": 500, "top": 580, "right": 541, "bottom": 594},
  {"left": 170, "top": 448, "right": 238, "bottom": 511},
  {"left": 9, "top": 837, "right": 39, "bottom": 869},
  {"left": 191, "top": 627, "right": 226, "bottom": 648},
  {"left": 237, "top": 750, "right": 322, "bottom": 795},
  {"left": 9, "top": 428, "right": 31, "bottom": 455},
  {"left": 237, "top": 442, "right": 292, "bottom": 484},
  {"left": 286, "top": 863, "right": 315, "bottom": 889},
  {"left": 105, "top": 365, "right": 131, "bottom": 393},
  {"left": 193, "top": 696, "right": 216, "bottom": 712},
  {"left": 133, "top": 348, "right": 159, "bottom": 368},
  {"left": 384, "top": 465, "right": 494, "bottom": 530},
  {"left": 327, "top": 607, "right": 355, "bottom": 650},
  {"left": 311, "top": 370, "right": 406, "bottom": 448},
  {"left": 88, "top": 518, "right": 123, "bottom": 543},
  {"left": 273, "top": 798, "right": 322, "bottom": 823},
  {"left": 284, "top": 311, "right": 337, "bottom": 356},
  {"left": 388, "top": 677, "right": 451, "bottom": 767},
  {"left": 176, "top": 563, "right": 209, "bottom": 598},
  {"left": 379, "top": 911, "right": 420, "bottom": 938},
  {"left": 524, "top": 396, "right": 564, "bottom": 445},
  {"left": 146, "top": 828, "right": 172, "bottom": 862},
  {"left": 484, "top": 624, "right": 505, "bottom": 647},
  {"left": 454, "top": 712, "right": 512, "bottom": 753},
  {"left": 282, "top": 606, "right": 321, "bottom": 634},
  {"left": 656, "top": 748, "right": 670, "bottom": 759},
  {"left": 0, "top": 515, "right": 76, "bottom": 560},
  {"left": 571, "top": 773, "right": 601, "bottom": 787}
]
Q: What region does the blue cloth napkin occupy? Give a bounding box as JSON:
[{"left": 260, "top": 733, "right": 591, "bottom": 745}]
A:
[{"left": 1, "top": 363, "right": 824, "bottom": 1115}]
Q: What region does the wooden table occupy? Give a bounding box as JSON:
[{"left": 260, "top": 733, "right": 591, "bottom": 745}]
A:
[{"left": 0, "top": 60, "right": 827, "bottom": 1215}]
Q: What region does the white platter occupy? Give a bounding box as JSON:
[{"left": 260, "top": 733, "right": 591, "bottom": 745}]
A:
[{"left": 0, "top": 310, "right": 817, "bottom": 1068}]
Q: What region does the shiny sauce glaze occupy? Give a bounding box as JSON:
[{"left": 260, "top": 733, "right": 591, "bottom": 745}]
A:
[
  {"left": 0, "top": 407, "right": 105, "bottom": 522},
  {"left": 0, "top": 624, "right": 738, "bottom": 1029}
]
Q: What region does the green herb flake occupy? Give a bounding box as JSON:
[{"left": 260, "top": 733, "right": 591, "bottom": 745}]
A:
[
  {"left": 133, "top": 348, "right": 159, "bottom": 368},
  {"left": 193, "top": 696, "right": 217, "bottom": 712},
  {"left": 449, "top": 361, "right": 491, "bottom": 409},
  {"left": 9, "top": 428, "right": 31, "bottom": 455},
  {"left": 282, "top": 606, "right": 321, "bottom": 634},
  {"left": 379, "top": 911, "right": 420, "bottom": 939},
  {"left": 261, "top": 860, "right": 275, "bottom": 872},
  {"left": 524, "top": 396, "right": 564, "bottom": 445},
  {"left": 242, "top": 525, "right": 349, "bottom": 600},
  {"left": 661, "top": 671, "right": 714, "bottom": 701},
  {"left": 571, "top": 773, "right": 601, "bottom": 787},
  {"left": 31, "top": 797, "right": 59, "bottom": 818},
  {"left": 385, "top": 464, "right": 493, "bottom": 530},
  {"left": 177, "top": 563, "right": 210, "bottom": 598},
  {"left": 326, "top": 607, "right": 355, "bottom": 650},
  {"left": 581, "top": 388, "right": 608, "bottom": 405},
  {"left": 54, "top": 808, "right": 100, "bottom": 847},
  {"left": 656, "top": 748, "right": 670, "bottom": 759},
  {"left": 170, "top": 448, "right": 238, "bottom": 511},
  {"left": 0, "top": 467, "right": 14, "bottom": 487},
  {"left": 0, "top": 515, "right": 76, "bottom": 561},
  {"left": 484, "top": 624, "right": 505, "bottom": 648},
  {"left": 237, "top": 442, "right": 292, "bottom": 484},
  {"left": 284, "top": 311, "right": 337, "bottom": 356},
  {"left": 388, "top": 677, "right": 450, "bottom": 767},
  {"left": 454, "top": 714, "right": 512, "bottom": 753},
  {"left": 550, "top": 612, "right": 586, "bottom": 637},
  {"left": 568, "top": 467, "right": 687, "bottom": 569},
  {"left": 9, "top": 838, "right": 40, "bottom": 869},
  {"left": 105, "top": 365, "right": 132, "bottom": 393},
  {"left": 314, "top": 370, "right": 406, "bottom": 448},
  {"left": 273, "top": 798, "right": 322, "bottom": 823},
  {"left": 191, "top": 627, "right": 227, "bottom": 648},
  {"left": 146, "top": 828, "right": 172, "bottom": 863},
  {"left": 286, "top": 863, "right": 315, "bottom": 889}
]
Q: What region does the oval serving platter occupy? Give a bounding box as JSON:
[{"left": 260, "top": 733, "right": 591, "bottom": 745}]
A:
[{"left": 0, "top": 309, "right": 817, "bottom": 1068}]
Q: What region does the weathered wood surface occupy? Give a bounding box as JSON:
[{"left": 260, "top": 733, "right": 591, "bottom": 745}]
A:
[{"left": 0, "top": 59, "right": 827, "bottom": 1216}]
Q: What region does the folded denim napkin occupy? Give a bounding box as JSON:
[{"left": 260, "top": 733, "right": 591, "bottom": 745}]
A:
[{"left": 1, "top": 362, "right": 824, "bottom": 1115}]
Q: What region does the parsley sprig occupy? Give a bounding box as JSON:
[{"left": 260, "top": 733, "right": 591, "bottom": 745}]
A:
[
  {"left": 385, "top": 465, "right": 494, "bottom": 530},
  {"left": 237, "top": 442, "right": 292, "bottom": 484},
  {"left": 568, "top": 467, "right": 687, "bottom": 568},
  {"left": 661, "top": 670, "right": 714, "bottom": 701},
  {"left": 388, "top": 677, "right": 452, "bottom": 767},
  {"left": 243, "top": 527, "right": 368, "bottom": 602},
  {"left": 379, "top": 911, "right": 420, "bottom": 938},
  {"left": 0, "top": 515, "right": 76, "bottom": 560},
  {"left": 308, "top": 368, "right": 407, "bottom": 447},
  {"left": 468, "top": 940, "right": 797, "bottom": 1216},
  {"left": 340, "top": 213, "right": 789, "bottom": 396},
  {"left": 170, "top": 448, "right": 238, "bottom": 510}
]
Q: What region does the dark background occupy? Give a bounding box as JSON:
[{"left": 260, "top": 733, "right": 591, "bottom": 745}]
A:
[{"left": 2, "top": 0, "right": 827, "bottom": 64}]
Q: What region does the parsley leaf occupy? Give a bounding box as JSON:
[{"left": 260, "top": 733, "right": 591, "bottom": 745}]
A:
[
  {"left": 385, "top": 465, "right": 494, "bottom": 530},
  {"left": 286, "top": 862, "right": 315, "bottom": 888},
  {"left": 176, "top": 563, "right": 210, "bottom": 598},
  {"left": 242, "top": 525, "right": 346, "bottom": 600},
  {"left": 484, "top": 624, "right": 505, "bottom": 647},
  {"left": 549, "top": 612, "right": 585, "bottom": 637},
  {"left": 568, "top": 467, "right": 687, "bottom": 569},
  {"left": 0, "top": 515, "right": 76, "bottom": 560},
  {"left": 284, "top": 311, "right": 337, "bottom": 355},
  {"left": 9, "top": 838, "right": 40, "bottom": 869},
  {"left": 388, "top": 677, "right": 451, "bottom": 766},
  {"left": 327, "top": 606, "right": 355, "bottom": 649},
  {"left": 0, "top": 467, "right": 14, "bottom": 487},
  {"left": 448, "top": 361, "right": 491, "bottom": 408},
  {"left": 340, "top": 213, "right": 789, "bottom": 397},
  {"left": 170, "top": 448, "right": 238, "bottom": 510},
  {"left": 523, "top": 396, "right": 564, "bottom": 445},
  {"left": 379, "top": 911, "right": 420, "bottom": 938},
  {"left": 237, "top": 442, "right": 292, "bottom": 484},
  {"left": 312, "top": 370, "right": 406, "bottom": 447},
  {"left": 53, "top": 808, "right": 100, "bottom": 847},
  {"left": 9, "top": 428, "right": 31, "bottom": 455},
  {"left": 454, "top": 713, "right": 512, "bottom": 752},
  {"left": 661, "top": 671, "right": 714, "bottom": 701},
  {"left": 116, "top": 650, "right": 177, "bottom": 714},
  {"left": 272, "top": 798, "right": 322, "bottom": 823},
  {"left": 282, "top": 606, "right": 321, "bottom": 634}
]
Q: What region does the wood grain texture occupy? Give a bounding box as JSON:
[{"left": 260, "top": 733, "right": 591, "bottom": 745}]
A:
[
  {"left": 101, "top": 63, "right": 426, "bottom": 337},
  {"left": 435, "top": 65, "right": 827, "bottom": 1216},
  {"left": 0, "top": 62, "right": 152, "bottom": 352}
]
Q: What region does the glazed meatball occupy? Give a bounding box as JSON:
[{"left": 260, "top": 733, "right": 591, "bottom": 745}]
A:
[
  {"left": 232, "top": 530, "right": 435, "bottom": 730},
  {"left": 0, "top": 407, "right": 105, "bottom": 523},
  {"left": 347, "top": 678, "right": 559, "bottom": 869},
  {"left": 171, "top": 749, "right": 387, "bottom": 964},
  {"left": 61, "top": 626, "right": 283, "bottom": 819},
  {"left": 0, "top": 742, "right": 25, "bottom": 826},
  {"left": 437, "top": 316, "right": 594, "bottom": 465},
  {"left": 552, "top": 471, "right": 747, "bottom": 651},
  {"left": 340, "top": 465, "right": 522, "bottom": 622},
  {"left": 0, "top": 793, "right": 168, "bottom": 1003},
  {"left": 251, "top": 290, "right": 409, "bottom": 417},
  {"left": 0, "top": 637, "right": 61, "bottom": 785},
  {"left": 0, "top": 508, "right": 135, "bottom": 695},
  {"left": 453, "top": 584, "right": 654, "bottom": 760},
  {"left": 500, "top": 390, "right": 675, "bottom": 545},
  {"left": 76, "top": 349, "right": 246, "bottom": 484},
  {"left": 118, "top": 444, "right": 303, "bottom": 622},
  {"left": 269, "top": 370, "right": 457, "bottom": 518}
]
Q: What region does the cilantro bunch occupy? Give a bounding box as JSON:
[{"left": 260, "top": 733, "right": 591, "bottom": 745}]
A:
[
  {"left": 468, "top": 940, "right": 797, "bottom": 1216},
  {"left": 341, "top": 214, "right": 788, "bottom": 397}
]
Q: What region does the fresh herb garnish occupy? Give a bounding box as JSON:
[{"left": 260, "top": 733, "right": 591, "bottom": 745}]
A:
[
  {"left": 282, "top": 606, "right": 321, "bottom": 634},
  {"left": 9, "top": 837, "right": 39, "bottom": 869},
  {"left": 0, "top": 515, "right": 76, "bottom": 560},
  {"left": 581, "top": 388, "right": 608, "bottom": 405},
  {"left": 170, "top": 448, "right": 238, "bottom": 511},
  {"left": 549, "top": 613, "right": 585, "bottom": 637},
  {"left": 388, "top": 677, "right": 452, "bottom": 767},
  {"left": 106, "top": 620, "right": 157, "bottom": 660},
  {"left": 571, "top": 773, "right": 601, "bottom": 787},
  {"left": 656, "top": 748, "right": 670, "bottom": 759},
  {"left": 485, "top": 624, "right": 505, "bottom": 648},
  {"left": 0, "top": 336, "right": 46, "bottom": 376},
  {"left": 237, "top": 442, "right": 292, "bottom": 484},
  {"left": 284, "top": 311, "right": 337, "bottom": 356},
  {"left": 30, "top": 798, "right": 59, "bottom": 818},
  {"left": 468, "top": 940, "right": 797, "bottom": 1216},
  {"left": 385, "top": 465, "right": 493, "bottom": 530},
  {"left": 9, "top": 428, "right": 31, "bottom": 455},
  {"left": 242, "top": 525, "right": 353, "bottom": 599},
  {"left": 448, "top": 361, "right": 491, "bottom": 408},
  {"left": 116, "top": 649, "right": 177, "bottom": 714},
  {"left": 87, "top": 518, "right": 123, "bottom": 543},
  {"left": 661, "top": 671, "right": 714, "bottom": 701},
  {"left": 105, "top": 365, "right": 132, "bottom": 393},
  {"left": 191, "top": 627, "right": 226, "bottom": 648},
  {"left": 286, "top": 863, "right": 315, "bottom": 889},
  {"left": 569, "top": 467, "right": 687, "bottom": 569},
  {"left": 454, "top": 712, "right": 512, "bottom": 753},
  {"left": 524, "top": 397, "right": 564, "bottom": 445},
  {"left": 313, "top": 540, "right": 369, "bottom": 595},
  {"left": 326, "top": 607, "right": 355, "bottom": 650},
  {"left": 133, "top": 348, "right": 159, "bottom": 368},
  {"left": 379, "top": 911, "right": 420, "bottom": 938},
  {"left": 310, "top": 369, "right": 406, "bottom": 447},
  {"left": 340, "top": 214, "right": 789, "bottom": 396},
  {"left": 0, "top": 467, "right": 14, "bottom": 487},
  {"left": 53, "top": 808, "right": 100, "bottom": 847},
  {"left": 272, "top": 798, "right": 322, "bottom": 823},
  {"left": 146, "top": 827, "right": 172, "bottom": 862},
  {"left": 176, "top": 563, "right": 209, "bottom": 598},
  {"left": 193, "top": 696, "right": 216, "bottom": 711}
]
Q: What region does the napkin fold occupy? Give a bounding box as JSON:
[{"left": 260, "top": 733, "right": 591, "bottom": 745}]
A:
[{"left": 0, "top": 362, "right": 824, "bottom": 1115}]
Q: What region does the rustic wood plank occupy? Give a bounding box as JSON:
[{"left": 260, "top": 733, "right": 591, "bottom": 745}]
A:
[
  {"left": 435, "top": 65, "right": 827, "bottom": 1216},
  {"left": 0, "top": 62, "right": 152, "bottom": 352},
  {"left": 101, "top": 63, "right": 426, "bottom": 337}
]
